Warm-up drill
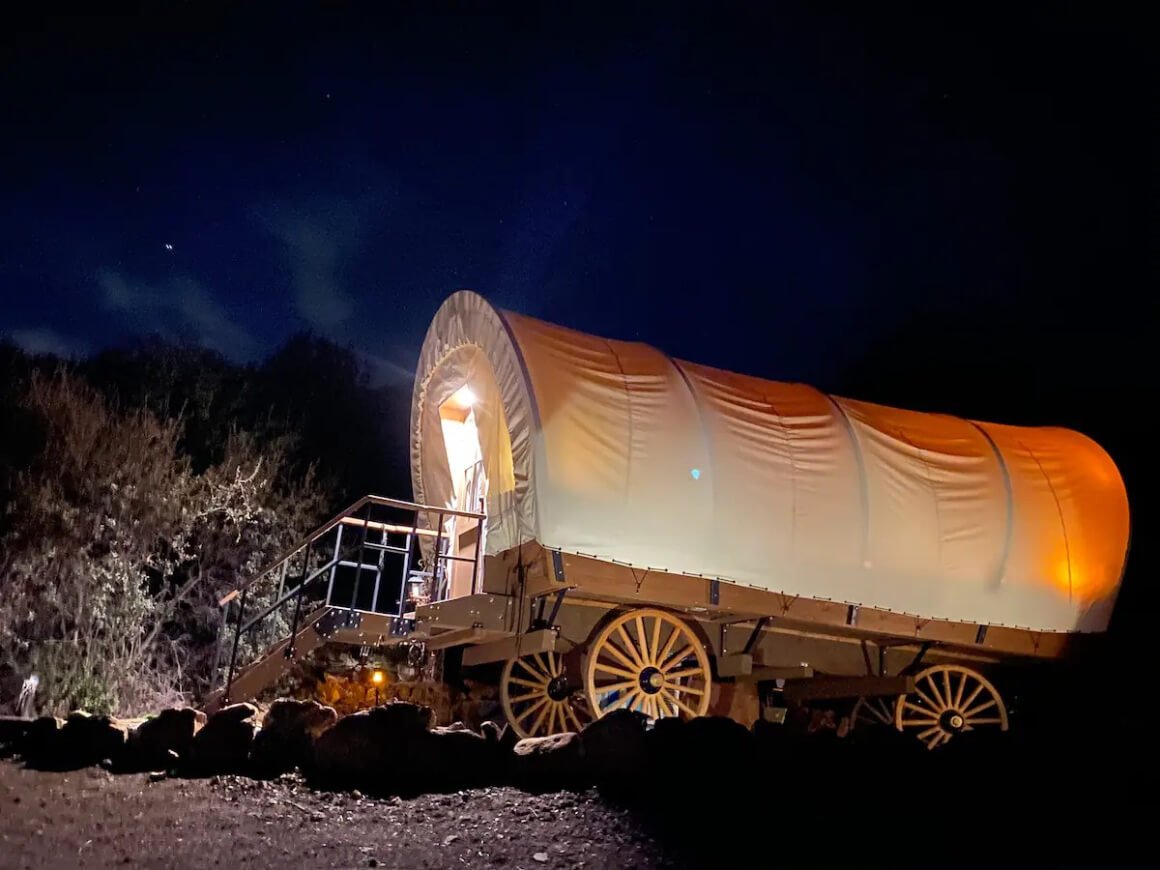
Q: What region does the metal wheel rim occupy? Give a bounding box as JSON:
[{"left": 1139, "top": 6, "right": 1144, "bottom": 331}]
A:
[
  {"left": 584, "top": 608, "right": 712, "bottom": 721},
  {"left": 894, "top": 664, "right": 1009, "bottom": 750},
  {"left": 501, "top": 650, "right": 590, "bottom": 739}
]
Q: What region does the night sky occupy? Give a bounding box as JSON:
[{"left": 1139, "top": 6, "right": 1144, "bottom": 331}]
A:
[{"left": 2, "top": 5, "right": 1154, "bottom": 624}]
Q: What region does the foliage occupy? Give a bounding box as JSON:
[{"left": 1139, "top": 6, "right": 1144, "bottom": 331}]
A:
[{"left": 0, "top": 370, "right": 327, "bottom": 716}]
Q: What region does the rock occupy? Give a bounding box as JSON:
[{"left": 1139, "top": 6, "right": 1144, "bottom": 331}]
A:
[
  {"left": 0, "top": 716, "right": 32, "bottom": 758},
  {"left": 251, "top": 699, "right": 338, "bottom": 777},
  {"left": 479, "top": 721, "right": 502, "bottom": 744},
  {"left": 26, "top": 712, "right": 130, "bottom": 771},
  {"left": 579, "top": 709, "right": 648, "bottom": 794},
  {"left": 420, "top": 726, "right": 509, "bottom": 793},
  {"left": 511, "top": 732, "right": 586, "bottom": 792},
  {"left": 308, "top": 701, "right": 435, "bottom": 793},
  {"left": 17, "top": 716, "right": 64, "bottom": 767},
  {"left": 533, "top": 852, "right": 549, "bottom": 863},
  {"left": 183, "top": 703, "right": 259, "bottom": 776},
  {"left": 121, "top": 708, "right": 205, "bottom": 772},
  {"left": 308, "top": 701, "right": 507, "bottom": 795}
]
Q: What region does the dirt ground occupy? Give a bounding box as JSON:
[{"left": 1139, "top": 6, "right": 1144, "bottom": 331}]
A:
[{"left": 0, "top": 762, "right": 675, "bottom": 869}]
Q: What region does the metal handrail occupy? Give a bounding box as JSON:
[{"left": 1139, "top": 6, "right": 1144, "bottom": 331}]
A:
[{"left": 218, "top": 494, "right": 485, "bottom": 606}]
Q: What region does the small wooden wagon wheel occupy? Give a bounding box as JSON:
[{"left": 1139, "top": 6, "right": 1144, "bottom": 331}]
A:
[
  {"left": 501, "top": 651, "right": 591, "bottom": 739},
  {"left": 584, "top": 608, "right": 711, "bottom": 721},
  {"left": 850, "top": 695, "right": 898, "bottom": 730},
  {"left": 894, "top": 664, "right": 1008, "bottom": 749}
]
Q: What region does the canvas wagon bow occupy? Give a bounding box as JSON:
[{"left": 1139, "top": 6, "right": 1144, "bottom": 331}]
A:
[{"left": 207, "top": 291, "right": 1130, "bottom": 749}]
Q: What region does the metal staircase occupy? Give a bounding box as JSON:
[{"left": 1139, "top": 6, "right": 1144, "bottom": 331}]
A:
[{"left": 205, "top": 495, "right": 486, "bottom": 712}]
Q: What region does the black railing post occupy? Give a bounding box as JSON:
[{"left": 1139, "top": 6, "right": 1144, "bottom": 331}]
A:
[
  {"left": 285, "top": 545, "right": 313, "bottom": 660},
  {"left": 432, "top": 511, "right": 445, "bottom": 600},
  {"left": 223, "top": 587, "right": 248, "bottom": 705},
  {"left": 326, "top": 524, "right": 344, "bottom": 606},
  {"left": 209, "top": 604, "right": 229, "bottom": 693},
  {"left": 398, "top": 513, "right": 419, "bottom": 618},
  {"left": 347, "top": 502, "right": 371, "bottom": 622}
]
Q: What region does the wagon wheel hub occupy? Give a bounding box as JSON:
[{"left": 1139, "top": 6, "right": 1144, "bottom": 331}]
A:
[
  {"left": 546, "top": 675, "right": 571, "bottom": 702},
  {"left": 640, "top": 667, "right": 664, "bottom": 694},
  {"left": 943, "top": 711, "right": 966, "bottom": 732}
]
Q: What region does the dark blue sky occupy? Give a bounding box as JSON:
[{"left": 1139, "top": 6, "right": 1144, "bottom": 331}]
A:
[{"left": 0, "top": 3, "right": 1151, "bottom": 406}]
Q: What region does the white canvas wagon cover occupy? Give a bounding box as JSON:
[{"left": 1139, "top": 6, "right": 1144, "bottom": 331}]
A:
[{"left": 411, "top": 291, "right": 1129, "bottom": 634}]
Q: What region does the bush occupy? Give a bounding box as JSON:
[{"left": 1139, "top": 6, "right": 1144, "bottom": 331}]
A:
[{"left": 0, "top": 370, "right": 326, "bottom": 716}]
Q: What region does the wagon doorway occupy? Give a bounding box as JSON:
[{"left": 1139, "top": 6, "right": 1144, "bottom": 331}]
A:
[{"left": 439, "top": 385, "right": 488, "bottom": 599}]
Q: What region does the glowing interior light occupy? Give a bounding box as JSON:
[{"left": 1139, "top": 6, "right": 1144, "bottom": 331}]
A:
[
  {"left": 372, "top": 670, "right": 385, "bottom": 684},
  {"left": 690, "top": 468, "right": 701, "bottom": 480},
  {"left": 452, "top": 385, "right": 477, "bottom": 407}
]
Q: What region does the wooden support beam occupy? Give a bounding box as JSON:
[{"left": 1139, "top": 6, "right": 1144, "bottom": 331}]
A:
[
  {"left": 716, "top": 653, "right": 753, "bottom": 677},
  {"left": 749, "top": 665, "right": 814, "bottom": 682},
  {"left": 461, "top": 629, "right": 557, "bottom": 667},
  {"left": 424, "top": 626, "right": 487, "bottom": 650},
  {"left": 781, "top": 674, "right": 914, "bottom": 704}
]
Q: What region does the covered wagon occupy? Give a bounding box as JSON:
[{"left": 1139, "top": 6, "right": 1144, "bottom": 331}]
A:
[{"left": 212, "top": 291, "right": 1130, "bottom": 749}]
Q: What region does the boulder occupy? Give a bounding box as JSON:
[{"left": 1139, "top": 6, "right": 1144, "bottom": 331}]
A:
[
  {"left": 0, "top": 716, "right": 31, "bottom": 759},
  {"left": 183, "top": 703, "right": 259, "bottom": 776},
  {"left": 16, "top": 715, "right": 63, "bottom": 767},
  {"left": 30, "top": 712, "right": 130, "bottom": 770},
  {"left": 511, "top": 732, "right": 586, "bottom": 792},
  {"left": 308, "top": 701, "right": 435, "bottom": 794},
  {"left": 579, "top": 709, "right": 648, "bottom": 795},
  {"left": 251, "top": 699, "right": 338, "bottom": 777},
  {"left": 420, "top": 725, "right": 509, "bottom": 792},
  {"left": 121, "top": 708, "right": 205, "bottom": 772}
]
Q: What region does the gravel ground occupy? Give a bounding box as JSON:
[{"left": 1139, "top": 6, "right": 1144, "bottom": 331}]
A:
[{"left": 0, "top": 762, "right": 677, "bottom": 869}]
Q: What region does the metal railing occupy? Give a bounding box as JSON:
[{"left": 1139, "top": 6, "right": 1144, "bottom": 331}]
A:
[{"left": 209, "top": 494, "right": 486, "bottom": 703}]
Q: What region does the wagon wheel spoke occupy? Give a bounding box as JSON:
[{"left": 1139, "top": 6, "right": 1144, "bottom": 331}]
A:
[
  {"left": 667, "top": 682, "right": 704, "bottom": 697},
  {"left": 516, "top": 696, "right": 550, "bottom": 725},
  {"left": 963, "top": 698, "right": 997, "bottom": 719},
  {"left": 635, "top": 616, "right": 649, "bottom": 666},
  {"left": 661, "top": 645, "right": 695, "bottom": 672},
  {"left": 594, "top": 662, "right": 638, "bottom": 680},
  {"left": 601, "top": 637, "right": 641, "bottom": 672},
  {"left": 529, "top": 701, "right": 552, "bottom": 736},
  {"left": 960, "top": 682, "right": 986, "bottom": 711},
  {"left": 660, "top": 688, "right": 700, "bottom": 718},
  {"left": 508, "top": 675, "right": 546, "bottom": 690},
  {"left": 656, "top": 625, "right": 681, "bottom": 669},
  {"left": 616, "top": 625, "right": 645, "bottom": 668},
  {"left": 564, "top": 701, "right": 584, "bottom": 732},
  {"left": 649, "top": 615, "right": 662, "bottom": 665},
  {"left": 514, "top": 658, "right": 548, "bottom": 681}
]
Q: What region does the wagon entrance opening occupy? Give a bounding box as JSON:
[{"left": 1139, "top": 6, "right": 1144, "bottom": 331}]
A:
[{"left": 439, "top": 384, "right": 488, "bottom": 599}]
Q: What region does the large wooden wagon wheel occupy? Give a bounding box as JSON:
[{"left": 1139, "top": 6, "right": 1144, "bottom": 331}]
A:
[
  {"left": 584, "top": 608, "right": 712, "bottom": 721},
  {"left": 501, "top": 651, "right": 591, "bottom": 739},
  {"left": 894, "top": 664, "right": 1008, "bottom": 749}
]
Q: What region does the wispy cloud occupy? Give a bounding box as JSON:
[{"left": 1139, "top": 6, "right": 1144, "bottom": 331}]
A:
[
  {"left": 7, "top": 327, "right": 89, "bottom": 358},
  {"left": 357, "top": 349, "right": 414, "bottom": 388},
  {"left": 257, "top": 201, "right": 360, "bottom": 332},
  {"left": 98, "top": 270, "right": 257, "bottom": 359}
]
